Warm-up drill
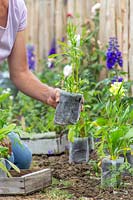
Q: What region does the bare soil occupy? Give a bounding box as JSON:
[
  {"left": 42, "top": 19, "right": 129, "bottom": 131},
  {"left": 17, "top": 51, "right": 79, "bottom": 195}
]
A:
[{"left": 0, "top": 152, "right": 132, "bottom": 200}]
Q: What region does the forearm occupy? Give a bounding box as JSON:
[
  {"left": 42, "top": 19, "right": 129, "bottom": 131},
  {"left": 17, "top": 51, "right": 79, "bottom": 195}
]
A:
[
  {"left": 10, "top": 69, "right": 56, "bottom": 107},
  {"left": 7, "top": 31, "right": 59, "bottom": 108}
]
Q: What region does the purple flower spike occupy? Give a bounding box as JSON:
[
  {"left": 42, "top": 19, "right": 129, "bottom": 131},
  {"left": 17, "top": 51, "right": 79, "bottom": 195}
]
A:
[
  {"left": 48, "top": 38, "right": 56, "bottom": 56},
  {"left": 106, "top": 37, "right": 123, "bottom": 70},
  {"left": 27, "top": 44, "right": 36, "bottom": 70}
]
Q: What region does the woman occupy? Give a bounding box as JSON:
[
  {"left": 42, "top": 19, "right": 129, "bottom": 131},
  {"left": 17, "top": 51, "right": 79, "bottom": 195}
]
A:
[{"left": 0, "top": 0, "right": 60, "bottom": 169}]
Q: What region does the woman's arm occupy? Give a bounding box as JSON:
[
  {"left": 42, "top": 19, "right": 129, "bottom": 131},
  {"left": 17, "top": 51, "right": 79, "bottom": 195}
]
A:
[{"left": 8, "top": 31, "right": 59, "bottom": 108}]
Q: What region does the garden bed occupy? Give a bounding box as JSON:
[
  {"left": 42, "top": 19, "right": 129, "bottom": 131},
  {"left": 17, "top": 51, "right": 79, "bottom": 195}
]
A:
[
  {"left": 0, "top": 152, "right": 132, "bottom": 199},
  {"left": 20, "top": 132, "right": 68, "bottom": 155}
]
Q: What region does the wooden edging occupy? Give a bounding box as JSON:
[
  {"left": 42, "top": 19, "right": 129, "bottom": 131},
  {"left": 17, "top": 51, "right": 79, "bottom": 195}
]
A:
[{"left": 0, "top": 168, "right": 52, "bottom": 195}]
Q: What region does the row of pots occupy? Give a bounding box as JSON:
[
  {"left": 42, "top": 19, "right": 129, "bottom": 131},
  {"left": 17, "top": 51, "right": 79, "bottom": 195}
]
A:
[{"left": 69, "top": 137, "right": 133, "bottom": 188}]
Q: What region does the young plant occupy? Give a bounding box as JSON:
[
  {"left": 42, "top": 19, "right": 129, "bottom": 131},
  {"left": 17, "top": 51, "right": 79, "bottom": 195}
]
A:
[{"left": 93, "top": 37, "right": 133, "bottom": 160}]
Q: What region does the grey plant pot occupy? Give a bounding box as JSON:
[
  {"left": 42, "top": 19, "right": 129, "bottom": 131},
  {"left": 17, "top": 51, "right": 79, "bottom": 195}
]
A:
[
  {"left": 88, "top": 136, "right": 95, "bottom": 152},
  {"left": 0, "top": 159, "right": 7, "bottom": 178},
  {"left": 126, "top": 145, "right": 133, "bottom": 167},
  {"left": 54, "top": 90, "right": 83, "bottom": 125},
  {"left": 101, "top": 157, "right": 124, "bottom": 188},
  {"left": 69, "top": 137, "right": 89, "bottom": 164}
]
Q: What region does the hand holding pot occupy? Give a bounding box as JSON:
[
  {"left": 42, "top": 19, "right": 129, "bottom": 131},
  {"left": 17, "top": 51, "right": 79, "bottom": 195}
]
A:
[{"left": 54, "top": 90, "right": 83, "bottom": 125}]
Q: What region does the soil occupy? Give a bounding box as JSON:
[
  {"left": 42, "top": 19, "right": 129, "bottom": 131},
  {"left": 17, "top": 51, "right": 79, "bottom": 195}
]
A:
[{"left": 0, "top": 151, "right": 132, "bottom": 200}]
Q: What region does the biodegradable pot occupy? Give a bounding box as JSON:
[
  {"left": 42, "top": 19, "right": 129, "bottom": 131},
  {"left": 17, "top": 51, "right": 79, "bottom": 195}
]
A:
[
  {"left": 69, "top": 137, "right": 89, "bottom": 164},
  {"left": 101, "top": 157, "right": 124, "bottom": 188},
  {"left": 88, "top": 136, "right": 95, "bottom": 153},
  {"left": 54, "top": 90, "right": 83, "bottom": 125},
  {"left": 126, "top": 145, "right": 133, "bottom": 167},
  {"left": 0, "top": 160, "right": 7, "bottom": 178}
]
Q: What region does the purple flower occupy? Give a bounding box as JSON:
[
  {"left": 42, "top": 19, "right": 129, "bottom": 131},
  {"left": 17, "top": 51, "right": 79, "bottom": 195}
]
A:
[
  {"left": 47, "top": 150, "right": 53, "bottom": 155},
  {"left": 48, "top": 38, "right": 56, "bottom": 68},
  {"left": 26, "top": 44, "right": 36, "bottom": 70},
  {"left": 118, "top": 77, "right": 123, "bottom": 82},
  {"left": 48, "top": 38, "right": 56, "bottom": 56},
  {"left": 106, "top": 37, "right": 123, "bottom": 70},
  {"left": 111, "top": 76, "right": 123, "bottom": 84}
]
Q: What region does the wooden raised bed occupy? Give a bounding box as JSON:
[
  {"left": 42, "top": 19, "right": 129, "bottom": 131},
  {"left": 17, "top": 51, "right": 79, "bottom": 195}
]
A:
[
  {"left": 20, "top": 132, "right": 68, "bottom": 155},
  {"left": 0, "top": 168, "right": 52, "bottom": 195}
]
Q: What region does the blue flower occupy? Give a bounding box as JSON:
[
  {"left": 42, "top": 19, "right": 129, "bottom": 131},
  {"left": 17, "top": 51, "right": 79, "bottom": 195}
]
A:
[
  {"left": 106, "top": 37, "right": 123, "bottom": 70},
  {"left": 111, "top": 76, "right": 123, "bottom": 84},
  {"left": 26, "top": 44, "right": 36, "bottom": 70}
]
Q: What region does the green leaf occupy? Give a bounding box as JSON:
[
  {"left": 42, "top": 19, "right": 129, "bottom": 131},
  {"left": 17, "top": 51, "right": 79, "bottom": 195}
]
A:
[
  {"left": 0, "top": 159, "right": 11, "bottom": 177},
  {"left": 68, "top": 129, "right": 75, "bottom": 143},
  {"left": 123, "top": 128, "right": 133, "bottom": 139},
  {"left": 5, "top": 159, "right": 20, "bottom": 173},
  {"left": 0, "top": 93, "right": 10, "bottom": 103},
  {"left": 0, "top": 124, "right": 16, "bottom": 136},
  {"left": 48, "top": 53, "right": 64, "bottom": 58}
]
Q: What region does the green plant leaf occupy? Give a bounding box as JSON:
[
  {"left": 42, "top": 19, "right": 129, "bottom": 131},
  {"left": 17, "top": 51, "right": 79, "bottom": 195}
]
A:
[
  {"left": 5, "top": 159, "right": 20, "bottom": 173},
  {"left": 0, "top": 159, "right": 11, "bottom": 177},
  {"left": 123, "top": 128, "right": 133, "bottom": 140}
]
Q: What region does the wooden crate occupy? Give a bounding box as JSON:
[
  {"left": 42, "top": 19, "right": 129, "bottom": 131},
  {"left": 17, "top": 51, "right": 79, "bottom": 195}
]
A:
[{"left": 0, "top": 168, "right": 52, "bottom": 195}]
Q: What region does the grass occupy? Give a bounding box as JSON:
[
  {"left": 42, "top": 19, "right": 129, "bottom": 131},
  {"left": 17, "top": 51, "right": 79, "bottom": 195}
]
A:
[
  {"left": 42, "top": 178, "right": 74, "bottom": 200},
  {"left": 45, "top": 188, "right": 73, "bottom": 200}
]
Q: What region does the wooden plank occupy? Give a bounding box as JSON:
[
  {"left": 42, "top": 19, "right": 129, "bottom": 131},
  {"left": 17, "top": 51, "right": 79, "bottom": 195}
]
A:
[
  {"left": 129, "top": 0, "right": 133, "bottom": 84},
  {"left": 86, "top": 0, "right": 93, "bottom": 16},
  {"left": 115, "top": 0, "right": 123, "bottom": 50},
  {"left": 38, "top": 0, "right": 46, "bottom": 60},
  {"left": 0, "top": 177, "right": 25, "bottom": 195},
  {"left": 75, "top": 0, "right": 82, "bottom": 33},
  {"left": 121, "top": 0, "right": 129, "bottom": 79},
  {"left": 23, "top": 169, "right": 52, "bottom": 194},
  {"left": 67, "top": 0, "right": 75, "bottom": 16},
  {"left": 55, "top": 0, "right": 64, "bottom": 53},
  {"left": 42, "top": 0, "right": 49, "bottom": 57},
  {"left": 48, "top": 0, "right": 55, "bottom": 55},
  {"left": 62, "top": 0, "right": 67, "bottom": 38},
  {"left": 99, "top": 0, "right": 108, "bottom": 80},
  {"left": 0, "top": 168, "right": 51, "bottom": 195},
  {"left": 34, "top": 0, "right": 39, "bottom": 59},
  {"left": 29, "top": 0, "right": 34, "bottom": 43},
  {"left": 99, "top": 0, "right": 108, "bottom": 46}
]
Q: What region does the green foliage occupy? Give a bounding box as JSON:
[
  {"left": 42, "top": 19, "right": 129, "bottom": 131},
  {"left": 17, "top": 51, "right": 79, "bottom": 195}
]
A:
[
  {"left": 9, "top": 66, "right": 64, "bottom": 134},
  {"left": 49, "top": 15, "right": 104, "bottom": 142},
  {"left": 0, "top": 89, "right": 20, "bottom": 176},
  {"left": 81, "top": 16, "right": 105, "bottom": 84},
  {"left": 11, "top": 91, "right": 64, "bottom": 134},
  {"left": 68, "top": 108, "right": 91, "bottom": 142},
  {"left": 93, "top": 73, "right": 133, "bottom": 160}
]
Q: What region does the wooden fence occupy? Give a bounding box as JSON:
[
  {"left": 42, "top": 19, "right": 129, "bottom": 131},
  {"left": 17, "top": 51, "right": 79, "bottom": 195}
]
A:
[
  {"left": 25, "top": 0, "right": 97, "bottom": 60},
  {"left": 99, "top": 0, "right": 132, "bottom": 80},
  {"left": 25, "top": 0, "right": 133, "bottom": 80}
]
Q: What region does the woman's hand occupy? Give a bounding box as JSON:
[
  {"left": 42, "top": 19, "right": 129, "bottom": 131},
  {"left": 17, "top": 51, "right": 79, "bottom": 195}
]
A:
[{"left": 47, "top": 88, "right": 60, "bottom": 108}]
